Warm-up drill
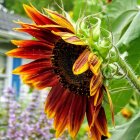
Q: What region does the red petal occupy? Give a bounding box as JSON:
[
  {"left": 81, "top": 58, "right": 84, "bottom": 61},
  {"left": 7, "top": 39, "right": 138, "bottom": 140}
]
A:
[
  {"left": 68, "top": 94, "right": 86, "bottom": 138},
  {"left": 54, "top": 90, "right": 73, "bottom": 137},
  {"left": 86, "top": 97, "right": 101, "bottom": 128},
  {"left": 15, "top": 28, "right": 59, "bottom": 44},
  {"left": 89, "top": 124, "right": 102, "bottom": 140},
  {"left": 88, "top": 53, "right": 102, "bottom": 75},
  {"left": 104, "top": 86, "right": 115, "bottom": 126},
  {"left": 73, "top": 49, "right": 90, "bottom": 75},
  {"left": 16, "top": 21, "right": 67, "bottom": 32},
  {"left": 90, "top": 73, "right": 102, "bottom": 96},
  {"left": 45, "top": 9, "right": 75, "bottom": 33},
  {"left": 33, "top": 74, "right": 59, "bottom": 89},
  {"left": 11, "top": 40, "right": 53, "bottom": 49},
  {"left": 95, "top": 107, "right": 108, "bottom": 136},
  {"left": 25, "top": 69, "right": 55, "bottom": 83},
  {"left": 6, "top": 47, "right": 52, "bottom": 59},
  {"left": 13, "top": 59, "right": 52, "bottom": 74},
  {"left": 45, "top": 84, "right": 65, "bottom": 117},
  {"left": 23, "top": 4, "right": 57, "bottom": 25}
]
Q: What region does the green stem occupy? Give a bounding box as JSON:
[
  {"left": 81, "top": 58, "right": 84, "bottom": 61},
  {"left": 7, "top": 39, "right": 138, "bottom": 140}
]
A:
[{"left": 117, "top": 53, "right": 140, "bottom": 93}]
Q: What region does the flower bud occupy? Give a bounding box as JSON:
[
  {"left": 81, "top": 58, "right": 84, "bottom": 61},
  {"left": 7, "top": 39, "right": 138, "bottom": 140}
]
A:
[
  {"left": 109, "top": 49, "right": 118, "bottom": 62},
  {"left": 97, "top": 28, "right": 112, "bottom": 58},
  {"left": 90, "top": 17, "right": 101, "bottom": 41}
]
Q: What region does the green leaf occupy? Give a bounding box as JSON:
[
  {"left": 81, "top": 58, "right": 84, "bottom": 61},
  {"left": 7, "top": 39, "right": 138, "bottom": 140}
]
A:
[
  {"left": 112, "top": 10, "right": 137, "bottom": 43},
  {"left": 104, "top": 79, "right": 133, "bottom": 122},
  {"left": 72, "top": 0, "right": 103, "bottom": 21},
  {"left": 72, "top": 0, "right": 87, "bottom": 21},
  {"left": 109, "top": 112, "right": 140, "bottom": 140},
  {"left": 126, "top": 39, "right": 140, "bottom": 76},
  {"left": 115, "top": 12, "right": 140, "bottom": 76},
  {"left": 117, "top": 12, "right": 140, "bottom": 50},
  {"left": 106, "top": 0, "right": 138, "bottom": 23}
]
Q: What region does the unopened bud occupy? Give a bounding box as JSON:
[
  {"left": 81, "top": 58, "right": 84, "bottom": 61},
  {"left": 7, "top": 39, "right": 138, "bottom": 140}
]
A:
[{"left": 91, "top": 17, "right": 101, "bottom": 41}]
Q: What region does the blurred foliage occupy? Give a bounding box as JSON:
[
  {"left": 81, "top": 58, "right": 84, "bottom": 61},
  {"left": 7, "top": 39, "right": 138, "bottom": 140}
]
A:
[
  {"left": 4, "top": 0, "right": 73, "bottom": 16},
  {"left": 109, "top": 111, "right": 140, "bottom": 140}
]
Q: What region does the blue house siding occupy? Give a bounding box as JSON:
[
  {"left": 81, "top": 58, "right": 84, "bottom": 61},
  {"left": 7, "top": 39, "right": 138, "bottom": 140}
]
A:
[{"left": 12, "top": 58, "right": 22, "bottom": 97}]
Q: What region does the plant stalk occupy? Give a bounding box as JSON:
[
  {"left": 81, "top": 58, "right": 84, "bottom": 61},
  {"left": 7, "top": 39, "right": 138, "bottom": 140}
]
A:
[{"left": 118, "top": 53, "right": 140, "bottom": 93}]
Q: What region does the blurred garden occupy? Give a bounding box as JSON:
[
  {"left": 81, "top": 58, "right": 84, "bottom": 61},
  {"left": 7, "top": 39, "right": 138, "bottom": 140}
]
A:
[{"left": 0, "top": 0, "right": 140, "bottom": 140}]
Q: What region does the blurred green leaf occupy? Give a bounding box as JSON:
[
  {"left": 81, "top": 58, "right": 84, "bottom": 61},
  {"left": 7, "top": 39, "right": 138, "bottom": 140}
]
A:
[
  {"left": 137, "top": 0, "right": 140, "bottom": 4},
  {"left": 106, "top": 0, "right": 138, "bottom": 23},
  {"left": 109, "top": 111, "right": 140, "bottom": 140},
  {"left": 72, "top": 0, "right": 87, "bottom": 21},
  {"left": 72, "top": 0, "right": 104, "bottom": 21},
  {"left": 104, "top": 79, "right": 133, "bottom": 122},
  {"left": 112, "top": 10, "right": 137, "bottom": 43},
  {"left": 5, "top": 0, "right": 73, "bottom": 16},
  {"left": 126, "top": 39, "right": 140, "bottom": 76},
  {"left": 115, "top": 12, "right": 140, "bottom": 76},
  {"left": 117, "top": 12, "right": 140, "bottom": 50}
]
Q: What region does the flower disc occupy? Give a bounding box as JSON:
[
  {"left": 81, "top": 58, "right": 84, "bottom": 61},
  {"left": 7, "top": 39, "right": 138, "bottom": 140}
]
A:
[{"left": 52, "top": 39, "right": 92, "bottom": 96}]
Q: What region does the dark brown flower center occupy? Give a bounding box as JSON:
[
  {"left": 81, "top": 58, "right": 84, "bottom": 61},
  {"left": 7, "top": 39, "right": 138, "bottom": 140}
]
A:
[{"left": 52, "top": 39, "right": 92, "bottom": 96}]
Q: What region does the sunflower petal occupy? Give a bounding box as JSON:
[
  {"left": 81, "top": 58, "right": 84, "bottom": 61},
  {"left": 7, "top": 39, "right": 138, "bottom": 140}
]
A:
[
  {"left": 90, "top": 74, "right": 102, "bottom": 96},
  {"left": 88, "top": 53, "right": 102, "bottom": 75},
  {"left": 15, "top": 21, "right": 65, "bottom": 32},
  {"left": 45, "top": 9, "right": 75, "bottom": 33},
  {"left": 11, "top": 40, "right": 53, "bottom": 48},
  {"left": 54, "top": 90, "right": 73, "bottom": 137},
  {"left": 33, "top": 74, "right": 59, "bottom": 89},
  {"left": 94, "top": 89, "right": 104, "bottom": 106},
  {"left": 68, "top": 94, "right": 86, "bottom": 138},
  {"left": 93, "top": 89, "right": 100, "bottom": 106},
  {"left": 45, "top": 84, "right": 65, "bottom": 117},
  {"left": 25, "top": 69, "right": 54, "bottom": 83},
  {"left": 23, "top": 4, "right": 57, "bottom": 25},
  {"left": 105, "top": 86, "right": 115, "bottom": 126},
  {"left": 73, "top": 49, "right": 90, "bottom": 75},
  {"left": 95, "top": 107, "right": 108, "bottom": 136},
  {"left": 86, "top": 97, "right": 101, "bottom": 129},
  {"left": 13, "top": 59, "right": 52, "bottom": 74},
  {"left": 52, "top": 31, "right": 86, "bottom": 45},
  {"left": 6, "top": 47, "right": 52, "bottom": 59},
  {"left": 89, "top": 124, "right": 102, "bottom": 140},
  {"left": 14, "top": 28, "right": 59, "bottom": 43}
]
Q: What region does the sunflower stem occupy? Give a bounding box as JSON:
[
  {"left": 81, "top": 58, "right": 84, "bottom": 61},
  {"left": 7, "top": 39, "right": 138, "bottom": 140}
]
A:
[{"left": 117, "top": 52, "right": 140, "bottom": 93}]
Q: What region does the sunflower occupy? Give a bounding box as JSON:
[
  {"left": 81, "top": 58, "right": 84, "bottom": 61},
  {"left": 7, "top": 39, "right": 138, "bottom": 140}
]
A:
[{"left": 6, "top": 4, "right": 114, "bottom": 140}]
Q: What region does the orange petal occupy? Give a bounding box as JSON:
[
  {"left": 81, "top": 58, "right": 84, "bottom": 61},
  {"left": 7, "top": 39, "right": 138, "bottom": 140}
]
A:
[
  {"left": 14, "top": 28, "right": 59, "bottom": 43},
  {"left": 6, "top": 47, "right": 52, "bottom": 59},
  {"left": 73, "top": 49, "right": 90, "bottom": 75},
  {"left": 89, "top": 124, "right": 102, "bottom": 140},
  {"left": 105, "top": 86, "right": 115, "bottom": 126},
  {"left": 52, "top": 31, "right": 86, "bottom": 45},
  {"left": 54, "top": 90, "right": 73, "bottom": 137},
  {"left": 33, "top": 74, "right": 59, "bottom": 89},
  {"left": 94, "top": 89, "right": 104, "bottom": 106},
  {"left": 13, "top": 59, "right": 52, "bottom": 74},
  {"left": 88, "top": 53, "right": 102, "bottom": 75},
  {"left": 20, "top": 67, "right": 58, "bottom": 89},
  {"left": 11, "top": 40, "right": 53, "bottom": 50},
  {"left": 15, "top": 21, "right": 65, "bottom": 32},
  {"left": 90, "top": 74, "right": 102, "bottom": 96},
  {"left": 25, "top": 69, "right": 54, "bottom": 83},
  {"left": 45, "top": 84, "right": 65, "bottom": 118},
  {"left": 95, "top": 107, "right": 108, "bottom": 136},
  {"left": 68, "top": 94, "right": 86, "bottom": 138},
  {"left": 86, "top": 97, "right": 101, "bottom": 129},
  {"left": 23, "top": 4, "right": 57, "bottom": 25},
  {"left": 93, "top": 89, "right": 100, "bottom": 106},
  {"left": 45, "top": 9, "right": 75, "bottom": 33}
]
